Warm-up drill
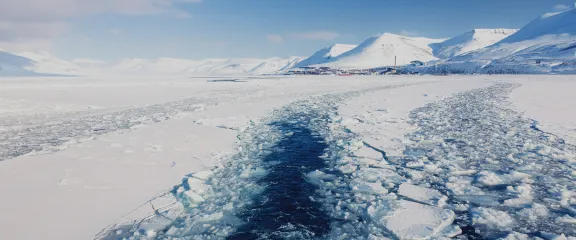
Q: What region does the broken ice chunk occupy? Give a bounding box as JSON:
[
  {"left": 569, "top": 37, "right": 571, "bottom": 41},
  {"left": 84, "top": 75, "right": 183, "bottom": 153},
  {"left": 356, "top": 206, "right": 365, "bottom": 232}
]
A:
[
  {"left": 471, "top": 207, "right": 515, "bottom": 231},
  {"left": 555, "top": 215, "right": 576, "bottom": 224},
  {"left": 451, "top": 170, "right": 477, "bottom": 176},
  {"left": 240, "top": 166, "right": 267, "bottom": 179},
  {"left": 517, "top": 203, "right": 549, "bottom": 222},
  {"left": 187, "top": 177, "right": 210, "bottom": 195},
  {"left": 184, "top": 191, "right": 205, "bottom": 204},
  {"left": 538, "top": 232, "right": 571, "bottom": 240},
  {"left": 499, "top": 232, "right": 530, "bottom": 240},
  {"left": 356, "top": 168, "right": 403, "bottom": 184},
  {"left": 192, "top": 170, "right": 214, "bottom": 180},
  {"left": 398, "top": 183, "right": 447, "bottom": 206},
  {"left": 350, "top": 179, "right": 388, "bottom": 195},
  {"left": 441, "top": 225, "right": 463, "bottom": 238},
  {"left": 475, "top": 171, "right": 505, "bottom": 186},
  {"left": 307, "top": 170, "right": 337, "bottom": 185},
  {"left": 368, "top": 200, "right": 455, "bottom": 239},
  {"left": 355, "top": 145, "right": 385, "bottom": 160}
]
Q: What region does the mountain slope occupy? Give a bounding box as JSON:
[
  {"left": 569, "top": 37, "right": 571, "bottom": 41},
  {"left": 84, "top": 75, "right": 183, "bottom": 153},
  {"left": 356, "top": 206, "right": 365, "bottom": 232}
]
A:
[
  {"left": 0, "top": 50, "right": 38, "bottom": 76},
  {"left": 319, "top": 33, "right": 445, "bottom": 69},
  {"left": 431, "top": 29, "right": 518, "bottom": 59},
  {"left": 16, "top": 51, "right": 85, "bottom": 75},
  {"left": 1, "top": 50, "right": 86, "bottom": 76},
  {"left": 250, "top": 56, "right": 305, "bottom": 75},
  {"left": 293, "top": 44, "right": 357, "bottom": 68},
  {"left": 453, "top": 8, "right": 576, "bottom": 62},
  {"left": 421, "top": 7, "right": 576, "bottom": 74}
]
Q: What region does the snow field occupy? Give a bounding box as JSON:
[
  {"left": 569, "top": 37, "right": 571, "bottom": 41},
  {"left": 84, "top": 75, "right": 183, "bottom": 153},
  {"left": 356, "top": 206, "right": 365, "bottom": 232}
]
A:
[
  {"left": 1, "top": 75, "right": 575, "bottom": 239},
  {"left": 0, "top": 76, "right": 418, "bottom": 240},
  {"left": 509, "top": 76, "right": 576, "bottom": 145}
]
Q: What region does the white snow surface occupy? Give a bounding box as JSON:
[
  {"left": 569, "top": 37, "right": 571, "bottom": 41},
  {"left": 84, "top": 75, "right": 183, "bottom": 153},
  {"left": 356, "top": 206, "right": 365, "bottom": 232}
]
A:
[
  {"left": 1, "top": 75, "right": 576, "bottom": 240},
  {"left": 509, "top": 76, "right": 576, "bottom": 144}
]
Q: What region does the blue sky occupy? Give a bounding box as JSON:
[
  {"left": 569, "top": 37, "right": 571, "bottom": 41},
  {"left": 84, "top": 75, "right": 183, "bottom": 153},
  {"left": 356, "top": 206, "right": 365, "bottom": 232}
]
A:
[{"left": 10, "top": 0, "right": 572, "bottom": 61}]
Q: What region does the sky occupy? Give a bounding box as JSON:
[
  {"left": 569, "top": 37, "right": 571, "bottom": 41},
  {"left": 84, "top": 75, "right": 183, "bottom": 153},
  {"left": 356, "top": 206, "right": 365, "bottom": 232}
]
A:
[{"left": 0, "top": 0, "right": 574, "bottom": 62}]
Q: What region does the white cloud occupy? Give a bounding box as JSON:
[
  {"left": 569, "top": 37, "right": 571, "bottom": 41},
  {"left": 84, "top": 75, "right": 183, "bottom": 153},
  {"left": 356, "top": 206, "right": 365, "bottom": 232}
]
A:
[
  {"left": 73, "top": 58, "right": 109, "bottom": 65},
  {"left": 0, "top": 0, "right": 202, "bottom": 21},
  {"left": 0, "top": 39, "right": 55, "bottom": 52},
  {"left": 289, "top": 31, "right": 340, "bottom": 41},
  {"left": 0, "top": 0, "right": 201, "bottom": 51},
  {"left": 266, "top": 34, "right": 284, "bottom": 43},
  {"left": 0, "top": 21, "right": 69, "bottom": 41},
  {"left": 554, "top": 4, "right": 570, "bottom": 10}
]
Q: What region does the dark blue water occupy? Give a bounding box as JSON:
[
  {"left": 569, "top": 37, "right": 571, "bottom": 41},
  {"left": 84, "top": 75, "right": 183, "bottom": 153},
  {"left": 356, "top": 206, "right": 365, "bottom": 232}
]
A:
[{"left": 227, "top": 120, "right": 331, "bottom": 240}]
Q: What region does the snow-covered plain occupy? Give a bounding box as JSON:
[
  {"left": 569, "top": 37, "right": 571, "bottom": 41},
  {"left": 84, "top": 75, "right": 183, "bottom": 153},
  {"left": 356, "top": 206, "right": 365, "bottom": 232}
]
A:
[{"left": 0, "top": 75, "right": 575, "bottom": 240}]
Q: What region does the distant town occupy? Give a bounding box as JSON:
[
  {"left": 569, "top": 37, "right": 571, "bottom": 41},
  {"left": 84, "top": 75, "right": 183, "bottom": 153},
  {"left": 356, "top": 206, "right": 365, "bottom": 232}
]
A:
[{"left": 283, "top": 60, "right": 426, "bottom": 76}]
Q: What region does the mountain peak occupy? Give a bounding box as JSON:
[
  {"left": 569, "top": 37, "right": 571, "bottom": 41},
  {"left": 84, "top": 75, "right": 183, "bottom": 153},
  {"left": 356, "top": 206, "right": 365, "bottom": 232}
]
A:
[
  {"left": 470, "top": 29, "right": 519, "bottom": 35},
  {"left": 380, "top": 32, "right": 402, "bottom": 37},
  {"left": 315, "top": 34, "right": 442, "bottom": 69},
  {"left": 501, "top": 7, "right": 576, "bottom": 44},
  {"left": 432, "top": 28, "right": 518, "bottom": 58},
  {"left": 293, "top": 43, "right": 357, "bottom": 68}
]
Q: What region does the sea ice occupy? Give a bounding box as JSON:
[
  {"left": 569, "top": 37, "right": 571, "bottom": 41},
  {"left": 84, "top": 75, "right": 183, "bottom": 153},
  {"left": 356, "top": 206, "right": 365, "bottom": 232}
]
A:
[{"left": 368, "top": 200, "right": 455, "bottom": 239}]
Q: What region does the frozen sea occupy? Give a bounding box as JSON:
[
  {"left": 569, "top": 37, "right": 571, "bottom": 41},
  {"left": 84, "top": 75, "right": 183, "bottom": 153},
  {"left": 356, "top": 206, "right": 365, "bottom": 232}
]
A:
[{"left": 0, "top": 75, "right": 575, "bottom": 240}]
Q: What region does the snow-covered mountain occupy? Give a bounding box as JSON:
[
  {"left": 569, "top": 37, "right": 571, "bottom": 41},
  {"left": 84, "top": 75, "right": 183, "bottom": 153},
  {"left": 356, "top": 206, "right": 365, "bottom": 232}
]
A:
[
  {"left": 424, "top": 7, "right": 576, "bottom": 74},
  {"left": 109, "top": 57, "right": 304, "bottom": 76},
  {"left": 0, "top": 50, "right": 38, "bottom": 76},
  {"left": 0, "top": 50, "right": 86, "bottom": 76},
  {"left": 16, "top": 51, "right": 85, "bottom": 75},
  {"left": 3, "top": 6, "right": 576, "bottom": 77},
  {"left": 293, "top": 44, "right": 357, "bottom": 68},
  {"left": 250, "top": 56, "right": 305, "bottom": 75},
  {"left": 317, "top": 33, "right": 445, "bottom": 69},
  {"left": 0, "top": 45, "right": 304, "bottom": 76},
  {"left": 431, "top": 29, "right": 518, "bottom": 59}
]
